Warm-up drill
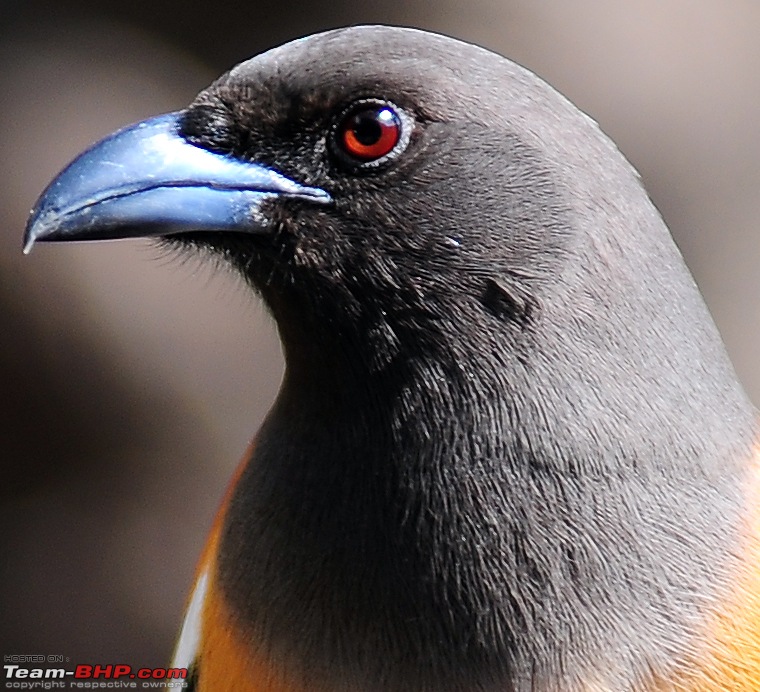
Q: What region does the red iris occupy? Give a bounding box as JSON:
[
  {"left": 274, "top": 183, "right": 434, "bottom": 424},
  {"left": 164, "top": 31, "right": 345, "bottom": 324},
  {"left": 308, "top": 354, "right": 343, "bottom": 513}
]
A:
[{"left": 339, "top": 105, "right": 402, "bottom": 161}]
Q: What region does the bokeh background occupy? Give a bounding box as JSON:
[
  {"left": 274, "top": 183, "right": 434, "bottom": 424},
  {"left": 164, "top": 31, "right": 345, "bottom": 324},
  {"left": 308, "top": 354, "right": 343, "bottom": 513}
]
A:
[{"left": 2, "top": 0, "right": 760, "bottom": 673}]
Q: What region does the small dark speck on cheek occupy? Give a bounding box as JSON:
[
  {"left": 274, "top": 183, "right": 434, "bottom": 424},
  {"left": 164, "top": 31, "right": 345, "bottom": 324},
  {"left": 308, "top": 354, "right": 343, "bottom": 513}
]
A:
[{"left": 481, "top": 277, "right": 536, "bottom": 327}]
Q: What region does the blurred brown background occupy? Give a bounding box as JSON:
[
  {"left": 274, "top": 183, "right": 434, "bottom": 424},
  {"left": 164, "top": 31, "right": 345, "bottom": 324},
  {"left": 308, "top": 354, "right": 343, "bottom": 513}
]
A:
[{"left": 2, "top": 0, "right": 759, "bottom": 671}]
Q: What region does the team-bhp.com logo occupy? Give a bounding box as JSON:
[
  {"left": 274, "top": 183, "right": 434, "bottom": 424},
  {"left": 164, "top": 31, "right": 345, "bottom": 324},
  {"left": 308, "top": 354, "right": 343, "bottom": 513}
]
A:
[{"left": 4, "top": 662, "right": 187, "bottom": 689}]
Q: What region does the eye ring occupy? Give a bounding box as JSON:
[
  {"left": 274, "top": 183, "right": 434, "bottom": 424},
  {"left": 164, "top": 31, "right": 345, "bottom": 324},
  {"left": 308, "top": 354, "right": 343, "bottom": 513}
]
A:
[{"left": 331, "top": 99, "right": 411, "bottom": 169}]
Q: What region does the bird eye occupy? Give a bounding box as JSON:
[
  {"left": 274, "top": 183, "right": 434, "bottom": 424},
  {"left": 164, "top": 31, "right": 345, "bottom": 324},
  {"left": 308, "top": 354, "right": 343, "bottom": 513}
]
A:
[{"left": 333, "top": 100, "right": 408, "bottom": 167}]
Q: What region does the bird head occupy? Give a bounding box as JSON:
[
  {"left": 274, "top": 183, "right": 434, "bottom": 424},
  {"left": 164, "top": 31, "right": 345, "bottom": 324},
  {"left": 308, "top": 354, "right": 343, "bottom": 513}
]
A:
[{"left": 25, "top": 27, "right": 603, "bottom": 375}]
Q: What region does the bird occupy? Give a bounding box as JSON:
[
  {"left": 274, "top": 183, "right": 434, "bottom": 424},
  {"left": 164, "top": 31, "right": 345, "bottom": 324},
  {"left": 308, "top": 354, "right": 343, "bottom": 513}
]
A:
[{"left": 23, "top": 24, "right": 760, "bottom": 692}]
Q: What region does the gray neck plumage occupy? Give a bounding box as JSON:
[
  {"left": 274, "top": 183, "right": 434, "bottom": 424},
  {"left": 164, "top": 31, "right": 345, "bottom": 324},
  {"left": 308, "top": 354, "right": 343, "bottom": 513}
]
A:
[{"left": 218, "top": 284, "right": 756, "bottom": 691}]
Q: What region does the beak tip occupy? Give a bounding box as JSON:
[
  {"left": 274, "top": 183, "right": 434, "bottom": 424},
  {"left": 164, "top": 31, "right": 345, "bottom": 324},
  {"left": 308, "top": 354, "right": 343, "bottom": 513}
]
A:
[
  {"left": 23, "top": 218, "right": 38, "bottom": 255},
  {"left": 23, "top": 208, "right": 49, "bottom": 254}
]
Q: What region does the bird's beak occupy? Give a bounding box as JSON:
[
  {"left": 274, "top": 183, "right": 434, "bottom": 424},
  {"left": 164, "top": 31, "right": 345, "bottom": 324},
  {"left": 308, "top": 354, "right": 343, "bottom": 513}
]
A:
[{"left": 23, "top": 112, "right": 331, "bottom": 254}]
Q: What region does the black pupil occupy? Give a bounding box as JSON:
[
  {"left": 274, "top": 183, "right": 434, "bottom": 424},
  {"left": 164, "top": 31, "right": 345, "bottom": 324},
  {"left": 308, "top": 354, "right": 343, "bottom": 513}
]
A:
[{"left": 349, "top": 110, "right": 384, "bottom": 145}]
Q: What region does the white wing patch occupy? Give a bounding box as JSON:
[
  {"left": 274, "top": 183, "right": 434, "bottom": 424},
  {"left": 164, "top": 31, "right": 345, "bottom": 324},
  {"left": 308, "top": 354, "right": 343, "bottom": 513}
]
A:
[{"left": 171, "top": 567, "right": 210, "bottom": 671}]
